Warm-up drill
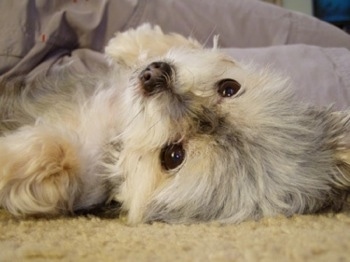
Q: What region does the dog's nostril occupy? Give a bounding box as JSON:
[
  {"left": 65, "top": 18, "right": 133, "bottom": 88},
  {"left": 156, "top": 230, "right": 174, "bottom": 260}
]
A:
[
  {"left": 142, "top": 71, "right": 152, "bottom": 82},
  {"left": 157, "top": 62, "right": 172, "bottom": 76},
  {"left": 152, "top": 62, "right": 161, "bottom": 69}
]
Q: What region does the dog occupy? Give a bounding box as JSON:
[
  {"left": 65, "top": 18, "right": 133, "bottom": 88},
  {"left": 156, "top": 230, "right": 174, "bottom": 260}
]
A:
[{"left": 0, "top": 24, "right": 349, "bottom": 225}]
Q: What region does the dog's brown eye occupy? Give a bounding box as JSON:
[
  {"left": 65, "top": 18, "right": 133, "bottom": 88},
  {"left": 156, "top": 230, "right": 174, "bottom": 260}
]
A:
[
  {"left": 217, "top": 79, "right": 241, "bottom": 97},
  {"left": 161, "top": 143, "right": 185, "bottom": 171}
]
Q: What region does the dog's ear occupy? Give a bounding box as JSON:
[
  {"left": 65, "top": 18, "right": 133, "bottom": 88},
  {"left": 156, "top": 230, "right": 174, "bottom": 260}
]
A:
[{"left": 105, "top": 23, "right": 202, "bottom": 68}]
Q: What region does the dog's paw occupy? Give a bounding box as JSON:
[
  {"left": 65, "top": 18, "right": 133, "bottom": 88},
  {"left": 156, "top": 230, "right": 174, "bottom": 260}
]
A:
[
  {"left": 105, "top": 23, "right": 202, "bottom": 67},
  {"left": 0, "top": 126, "right": 81, "bottom": 216}
]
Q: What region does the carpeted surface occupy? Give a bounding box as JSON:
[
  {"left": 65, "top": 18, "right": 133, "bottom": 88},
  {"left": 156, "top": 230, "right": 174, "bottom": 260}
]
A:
[{"left": 1, "top": 209, "right": 350, "bottom": 261}]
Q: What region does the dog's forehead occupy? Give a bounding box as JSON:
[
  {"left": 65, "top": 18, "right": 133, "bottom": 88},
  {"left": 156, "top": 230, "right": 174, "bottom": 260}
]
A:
[
  {"left": 163, "top": 49, "right": 242, "bottom": 97},
  {"left": 169, "top": 48, "right": 233, "bottom": 61},
  {"left": 166, "top": 48, "right": 237, "bottom": 73}
]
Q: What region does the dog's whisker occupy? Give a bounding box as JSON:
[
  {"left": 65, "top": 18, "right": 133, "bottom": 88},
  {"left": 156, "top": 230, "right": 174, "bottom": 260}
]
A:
[
  {"left": 124, "top": 108, "right": 143, "bottom": 130},
  {"left": 147, "top": 117, "right": 162, "bottom": 134},
  {"left": 202, "top": 25, "right": 218, "bottom": 48}
]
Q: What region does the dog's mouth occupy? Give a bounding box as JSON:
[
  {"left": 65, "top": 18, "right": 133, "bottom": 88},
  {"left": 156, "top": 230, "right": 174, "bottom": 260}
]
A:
[{"left": 138, "top": 61, "right": 175, "bottom": 96}]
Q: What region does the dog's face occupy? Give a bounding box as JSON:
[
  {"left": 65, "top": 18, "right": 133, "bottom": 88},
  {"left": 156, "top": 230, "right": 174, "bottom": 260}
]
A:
[{"left": 112, "top": 47, "right": 312, "bottom": 224}]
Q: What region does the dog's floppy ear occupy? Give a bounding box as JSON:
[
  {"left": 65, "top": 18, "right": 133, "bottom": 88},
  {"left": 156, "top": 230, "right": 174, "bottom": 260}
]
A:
[{"left": 105, "top": 23, "right": 202, "bottom": 68}]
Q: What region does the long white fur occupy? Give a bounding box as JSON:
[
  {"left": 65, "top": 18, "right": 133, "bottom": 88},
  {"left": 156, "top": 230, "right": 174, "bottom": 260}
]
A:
[{"left": 0, "top": 24, "right": 349, "bottom": 225}]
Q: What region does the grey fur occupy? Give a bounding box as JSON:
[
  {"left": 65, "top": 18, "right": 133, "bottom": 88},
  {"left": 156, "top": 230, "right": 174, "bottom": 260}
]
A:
[
  {"left": 119, "top": 54, "right": 350, "bottom": 224},
  {"left": 0, "top": 26, "right": 350, "bottom": 224},
  {"left": 144, "top": 103, "right": 350, "bottom": 223}
]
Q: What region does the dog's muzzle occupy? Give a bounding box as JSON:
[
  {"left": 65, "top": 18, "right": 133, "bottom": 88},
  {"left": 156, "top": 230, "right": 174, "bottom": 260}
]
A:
[{"left": 139, "top": 62, "right": 173, "bottom": 95}]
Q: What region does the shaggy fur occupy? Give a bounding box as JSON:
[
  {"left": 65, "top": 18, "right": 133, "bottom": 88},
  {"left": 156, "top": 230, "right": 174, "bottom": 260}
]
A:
[{"left": 0, "top": 24, "right": 350, "bottom": 224}]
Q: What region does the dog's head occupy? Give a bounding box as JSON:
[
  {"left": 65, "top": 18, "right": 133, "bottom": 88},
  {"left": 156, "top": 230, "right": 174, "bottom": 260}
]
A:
[{"left": 105, "top": 26, "right": 350, "bottom": 225}]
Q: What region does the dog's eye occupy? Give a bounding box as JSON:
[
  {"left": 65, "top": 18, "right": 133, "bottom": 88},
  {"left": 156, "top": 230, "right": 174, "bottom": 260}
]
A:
[
  {"left": 161, "top": 143, "right": 185, "bottom": 171},
  {"left": 217, "top": 79, "right": 241, "bottom": 97}
]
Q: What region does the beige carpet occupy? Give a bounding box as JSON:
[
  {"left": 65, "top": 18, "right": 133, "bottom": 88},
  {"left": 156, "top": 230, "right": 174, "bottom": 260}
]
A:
[{"left": 1, "top": 209, "right": 350, "bottom": 262}]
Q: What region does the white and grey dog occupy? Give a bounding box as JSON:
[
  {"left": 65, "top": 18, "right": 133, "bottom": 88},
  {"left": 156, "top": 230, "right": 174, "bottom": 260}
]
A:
[{"left": 0, "top": 24, "right": 350, "bottom": 225}]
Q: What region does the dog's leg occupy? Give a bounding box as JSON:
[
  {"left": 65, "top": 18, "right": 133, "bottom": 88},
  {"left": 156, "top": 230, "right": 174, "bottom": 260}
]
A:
[
  {"left": 0, "top": 125, "right": 81, "bottom": 216},
  {"left": 105, "top": 23, "right": 202, "bottom": 68}
]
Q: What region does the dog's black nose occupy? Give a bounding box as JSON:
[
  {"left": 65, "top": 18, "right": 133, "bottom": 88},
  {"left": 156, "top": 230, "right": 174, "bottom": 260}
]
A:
[{"left": 139, "top": 62, "right": 173, "bottom": 95}]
